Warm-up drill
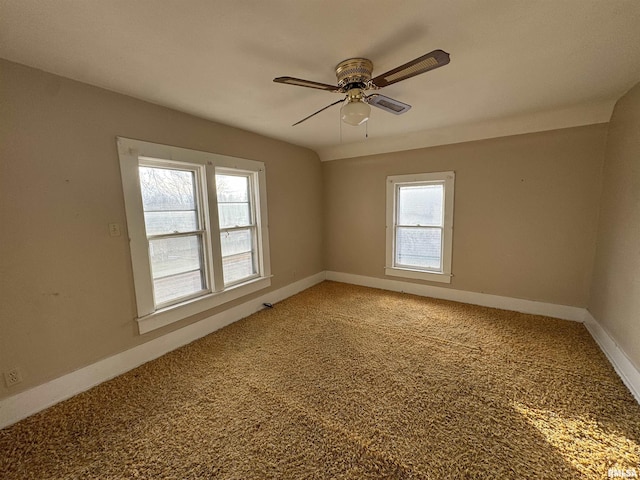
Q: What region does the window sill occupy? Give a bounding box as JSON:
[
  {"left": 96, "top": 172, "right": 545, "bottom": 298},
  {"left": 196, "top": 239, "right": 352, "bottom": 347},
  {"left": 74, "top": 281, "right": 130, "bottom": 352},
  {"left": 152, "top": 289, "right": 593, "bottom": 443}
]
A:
[
  {"left": 385, "top": 267, "right": 452, "bottom": 284},
  {"left": 136, "top": 276, "right": 272, "bottom": 334}
]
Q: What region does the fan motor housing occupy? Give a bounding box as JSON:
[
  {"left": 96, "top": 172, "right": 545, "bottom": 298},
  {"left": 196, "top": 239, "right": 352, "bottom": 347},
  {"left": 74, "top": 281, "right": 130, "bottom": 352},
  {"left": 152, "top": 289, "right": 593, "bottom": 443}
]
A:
[{"left": 335, "top": 58, "right": 373, "bottom": 89}]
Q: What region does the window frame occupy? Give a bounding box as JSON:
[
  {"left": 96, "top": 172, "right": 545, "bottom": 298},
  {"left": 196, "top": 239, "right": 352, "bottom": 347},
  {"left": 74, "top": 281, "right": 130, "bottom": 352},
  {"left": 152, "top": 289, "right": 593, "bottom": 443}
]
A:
[
  {"left": 117, "top": 137, "right": 271, "bottom": 334},
  {"left": 385, "top": 171, "right": 455, "bottom": 283},
  {"left": 139, "top": 158, "right": 211, "bottom": 309},
  {"left": 215, "top": 167, "right": 262, "bottom": 288}
]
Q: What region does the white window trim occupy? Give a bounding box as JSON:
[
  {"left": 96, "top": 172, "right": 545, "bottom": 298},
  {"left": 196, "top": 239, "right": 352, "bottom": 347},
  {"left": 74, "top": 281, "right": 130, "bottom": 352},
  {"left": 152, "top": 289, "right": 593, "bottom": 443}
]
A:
[
  {"left": 385, "top": 171, "right": 455, "bottom": 284},
  {"left": 117, "top": 137, "right": 271, "bottom": 334},
  {"left": 138, "top": 157, "right": 212, "bottom": 309},
  {"left": 215, "top": 167, "right": 263, "bottom": 289}
]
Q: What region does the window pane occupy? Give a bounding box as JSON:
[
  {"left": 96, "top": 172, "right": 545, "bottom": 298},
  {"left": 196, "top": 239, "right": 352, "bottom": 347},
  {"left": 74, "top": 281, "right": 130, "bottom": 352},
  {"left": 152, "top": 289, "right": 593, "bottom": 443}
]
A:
[
  {"left": 398, "top": 184, "right": 443, "bottom": 226},
  {"left": 223, "top": 252, "right": 256, "bottom": 284},
  {"left": 221, "top": 228, "right": 256, "bottom": 284},
  {"left": 149, "top": 235, "right": 205, "bottom": 305},
  {"left": 153, "top": 270, "right": 205, "bottom": 305},
  {"left": 216, "top": 174, "right": 251, "bottom": 229},
  {"left": 395, "top": 227, "right": 442, "bottom": 270},
  {"left": 221, "top": 229, "right": 252, "bottom": 256},
  {"left": 139, "top": 166, "right": 198, "bottom": 235},
  {"left": 149, "top": 235, "right": 203, "bottom": 279},
  {"left": 218, "top": 203, "right": 251, "bottom": 228},
  {"left": 216, "top": 174, "right": 249, "bottom": 202}
]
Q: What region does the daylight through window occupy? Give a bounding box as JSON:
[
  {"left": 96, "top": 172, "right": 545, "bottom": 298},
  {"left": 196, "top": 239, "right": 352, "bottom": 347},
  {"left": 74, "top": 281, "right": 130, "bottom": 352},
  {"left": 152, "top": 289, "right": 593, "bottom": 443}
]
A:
[
  {"left": 118, "top": 137, "right": 271, "bottom": 334},
  {"left": 386, "top": 171, "right": 455, "bottom": 283},
  {"left": 216, "top": 172, "right": 259, "bottom": 286},
  {"left": 140, "top": 164, "right": 207, "bottom": 306}
]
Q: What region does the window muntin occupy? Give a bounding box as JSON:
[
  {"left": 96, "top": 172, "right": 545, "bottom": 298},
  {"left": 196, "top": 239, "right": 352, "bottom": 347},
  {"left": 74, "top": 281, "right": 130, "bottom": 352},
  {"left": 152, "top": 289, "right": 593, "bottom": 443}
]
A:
[{"left": 386, "top": 172, "right": 454, "bottom": 283}]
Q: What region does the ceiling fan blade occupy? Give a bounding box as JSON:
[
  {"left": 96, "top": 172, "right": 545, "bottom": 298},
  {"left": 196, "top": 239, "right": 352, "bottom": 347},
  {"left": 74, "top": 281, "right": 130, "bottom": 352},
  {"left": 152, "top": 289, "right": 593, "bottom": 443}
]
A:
[
  {"left": 371, "top": 49, "right": 450, "bottom": 88},
  {"left": 367, "top": 94, "right": 411, "bottom": 115},
  {"left": 292, "top": 98, "right": 345, "bottom": 126},
  {"left": 274, "top": 76, "right": 341, "bottom": 92}
]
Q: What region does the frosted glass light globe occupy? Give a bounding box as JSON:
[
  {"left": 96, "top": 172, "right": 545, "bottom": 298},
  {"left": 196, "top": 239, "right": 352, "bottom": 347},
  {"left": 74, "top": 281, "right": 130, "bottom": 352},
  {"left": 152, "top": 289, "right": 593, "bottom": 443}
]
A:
[{"left": 341, "top": 100, "right": 370, "bottom": 126}]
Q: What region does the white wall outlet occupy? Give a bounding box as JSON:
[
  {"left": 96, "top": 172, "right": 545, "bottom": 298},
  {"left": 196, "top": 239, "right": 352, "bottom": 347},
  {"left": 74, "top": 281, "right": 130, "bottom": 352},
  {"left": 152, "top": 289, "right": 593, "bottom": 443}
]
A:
[
  {"left": 4, "top": 367, "right": 23, "bottom": 387},
  {"left": 108, "top": 223, "right": 121, "bottom": 237}
]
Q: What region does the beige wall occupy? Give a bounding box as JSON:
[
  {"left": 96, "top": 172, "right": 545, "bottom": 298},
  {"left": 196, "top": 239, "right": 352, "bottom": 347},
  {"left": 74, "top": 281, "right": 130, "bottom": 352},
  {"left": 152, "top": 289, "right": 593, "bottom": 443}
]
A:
[
  {"left": 589, "top": 81, "right": 640, "bottom": 369},
  {"left": 1, "top": 55, "right": 626, "bottom": 402},
  {"left": 0, "top": 59, "right": 323, "bottom": 398},
  {"left": 324, "top": 125, "right": 607, "bottom": 306}
]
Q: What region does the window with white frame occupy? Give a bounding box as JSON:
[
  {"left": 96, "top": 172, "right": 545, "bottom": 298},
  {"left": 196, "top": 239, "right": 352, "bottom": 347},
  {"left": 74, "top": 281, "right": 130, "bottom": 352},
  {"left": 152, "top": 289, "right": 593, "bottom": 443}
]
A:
[
  {"left": 216, "top": 171, "right": 259, "bottom": 286},
  {"left": 140, "top": 161, "right": 208, "bottom": 307},
  {"left": 117, "top": 137, "right": 271, "bottom": 334},
  {"left": 385, "top": 171, "right": 455, "bottom": 283}
]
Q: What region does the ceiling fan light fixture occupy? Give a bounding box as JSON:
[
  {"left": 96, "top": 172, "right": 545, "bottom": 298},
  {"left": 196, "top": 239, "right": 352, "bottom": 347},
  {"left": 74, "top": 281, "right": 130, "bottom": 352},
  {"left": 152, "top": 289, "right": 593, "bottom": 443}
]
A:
[
  {"left": 341, "top": 88, "right": 370, "bottom": 126},
  {"left": 341, "top": 100, "right": 370, "bottom": 126},
  {"left": 274, "top": 49, "right": 450, "bottom": 127}
]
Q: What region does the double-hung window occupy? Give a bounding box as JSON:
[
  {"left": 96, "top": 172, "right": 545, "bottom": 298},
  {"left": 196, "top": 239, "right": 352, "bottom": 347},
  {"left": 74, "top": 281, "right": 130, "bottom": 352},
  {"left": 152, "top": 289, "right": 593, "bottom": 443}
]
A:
[
  {"left": 385, "top": 171, "right": 455, "bottom": 283},
  {"left": 118, "top": 137, "right": 271, "bottom": 334},
  {"left": 140, "top": 161, "right": 208, "bottom": 307},
  {"left": 216, "top": 171, "right": 259, "bottom": 286}
]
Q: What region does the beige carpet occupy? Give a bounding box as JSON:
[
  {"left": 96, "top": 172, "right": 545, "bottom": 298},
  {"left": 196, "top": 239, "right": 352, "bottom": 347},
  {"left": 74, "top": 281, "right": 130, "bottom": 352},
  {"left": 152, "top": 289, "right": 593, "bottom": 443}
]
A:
[{"left": 1, "top": 281, "right": 639, "bottom": 479}]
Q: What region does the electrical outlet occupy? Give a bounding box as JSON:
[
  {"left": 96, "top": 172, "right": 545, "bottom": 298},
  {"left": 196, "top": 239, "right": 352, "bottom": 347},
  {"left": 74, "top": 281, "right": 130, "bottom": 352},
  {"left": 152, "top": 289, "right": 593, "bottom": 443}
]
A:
[
  {"left": 4, "top": 368, "right": 22, "bottom": 387},
  {"left": 108, "top": 223, "right": 121, "bottom": 237}
]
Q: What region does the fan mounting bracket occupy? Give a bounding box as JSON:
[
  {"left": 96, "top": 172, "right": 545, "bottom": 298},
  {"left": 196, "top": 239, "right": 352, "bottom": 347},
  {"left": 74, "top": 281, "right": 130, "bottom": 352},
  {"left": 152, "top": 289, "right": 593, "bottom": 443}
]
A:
[{"left": 335, "top": 58, "right": 374, "bottom": 90}]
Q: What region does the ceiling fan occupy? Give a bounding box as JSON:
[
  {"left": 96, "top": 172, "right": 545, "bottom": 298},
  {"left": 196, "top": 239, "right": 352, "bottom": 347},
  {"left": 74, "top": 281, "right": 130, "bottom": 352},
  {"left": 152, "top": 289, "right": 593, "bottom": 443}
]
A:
[{"left": 274, "top": 49, "right": 450, "bottom": 126}]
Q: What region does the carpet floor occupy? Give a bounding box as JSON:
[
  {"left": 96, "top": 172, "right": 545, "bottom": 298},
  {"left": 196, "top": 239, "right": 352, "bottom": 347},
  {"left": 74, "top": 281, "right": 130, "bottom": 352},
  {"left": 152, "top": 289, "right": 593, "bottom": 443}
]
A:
[{"left": 1, "top": 281, "right": 639, "bottom": 479}]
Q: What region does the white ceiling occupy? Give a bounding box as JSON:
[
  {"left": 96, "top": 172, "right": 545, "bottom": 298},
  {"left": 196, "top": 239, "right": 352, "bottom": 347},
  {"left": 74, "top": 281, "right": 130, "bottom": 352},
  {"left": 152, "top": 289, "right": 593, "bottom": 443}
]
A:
[{"left": 2, "top": 0, "right": 640, "bottom": 160}]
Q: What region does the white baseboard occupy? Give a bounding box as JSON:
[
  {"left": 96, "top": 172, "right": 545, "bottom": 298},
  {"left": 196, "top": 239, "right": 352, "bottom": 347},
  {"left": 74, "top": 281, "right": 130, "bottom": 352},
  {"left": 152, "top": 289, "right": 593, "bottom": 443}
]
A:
[
  {"left": 325, "top": 271, "right": 585, "bottom": 321},
  {"left": 583, "top": 311, "right": 640, "bottom": 404},
  {"left": 0, "top": 271, "right": 326, "bottom": 429}
]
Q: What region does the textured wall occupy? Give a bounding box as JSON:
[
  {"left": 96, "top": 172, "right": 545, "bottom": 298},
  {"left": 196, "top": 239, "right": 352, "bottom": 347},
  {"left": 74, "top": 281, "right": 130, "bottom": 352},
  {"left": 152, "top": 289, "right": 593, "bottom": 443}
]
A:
[
  {"left": 589, "top": 81, "right": 640, "bottom": 369},
  {"left": 0, "top": 59, "right": 323, "bottom": 398},
  {"left": 323, "top": 125, "right": 607, "bottom": 306}
]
